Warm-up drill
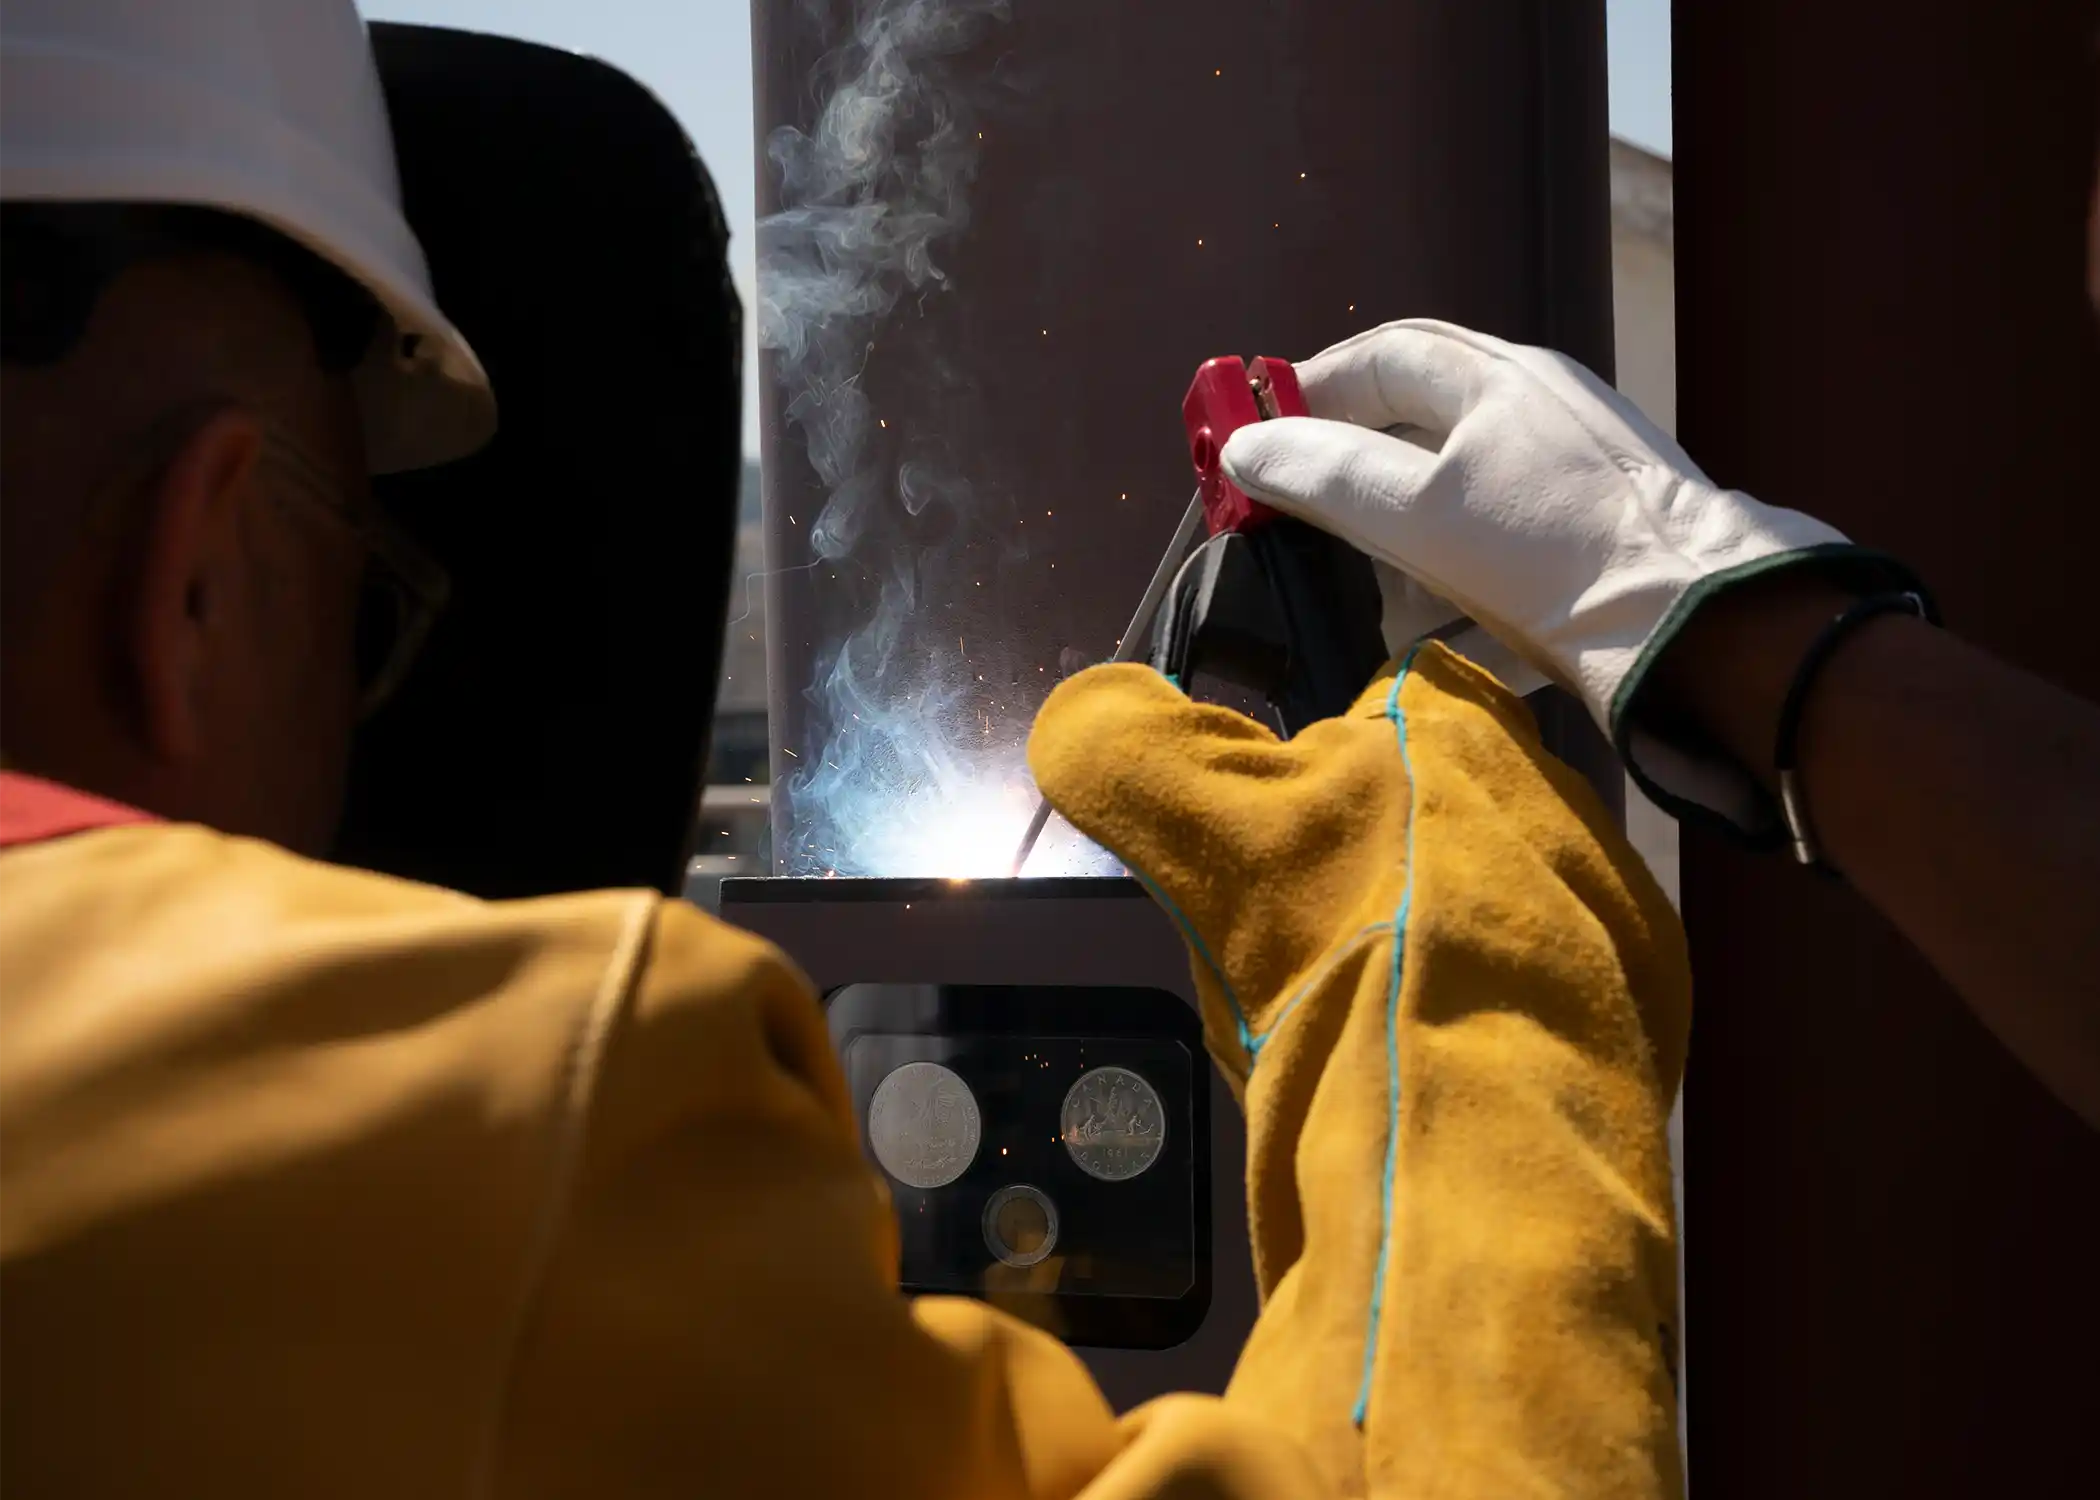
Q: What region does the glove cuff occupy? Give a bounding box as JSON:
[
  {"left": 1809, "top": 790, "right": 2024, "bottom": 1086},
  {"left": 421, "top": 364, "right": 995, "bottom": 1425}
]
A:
[{"left": 1608, "top": 543, "right": 1939, "bottom": 843}]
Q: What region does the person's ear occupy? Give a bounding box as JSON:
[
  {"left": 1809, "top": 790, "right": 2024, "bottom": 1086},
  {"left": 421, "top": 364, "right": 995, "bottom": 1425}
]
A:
[{"left": 130, "top": 407, "right": 266, "bottom": 764}]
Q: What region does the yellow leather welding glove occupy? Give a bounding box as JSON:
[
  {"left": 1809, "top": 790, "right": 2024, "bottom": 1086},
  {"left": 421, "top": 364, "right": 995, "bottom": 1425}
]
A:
[{"left": 1029, "top": 642, "right": 1690, "bottom": 1499}]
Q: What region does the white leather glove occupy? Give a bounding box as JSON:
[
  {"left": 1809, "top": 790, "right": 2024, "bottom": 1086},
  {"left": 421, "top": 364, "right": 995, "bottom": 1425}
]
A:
[{"left": 1219, "top": 318, "right": 1931, "bottom": 836}]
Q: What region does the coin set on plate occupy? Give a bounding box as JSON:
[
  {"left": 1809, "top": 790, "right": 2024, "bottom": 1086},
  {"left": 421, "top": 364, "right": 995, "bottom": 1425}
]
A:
[
  {"left": 862, "top": 1053, "right": 1173, "bottom": 1272},
  {"left": 842, "top": 1028, "right": 1195, "bottom": 1307},
  {"left": 829, "top": 984, "right": 1210, "bottom": 1349}
]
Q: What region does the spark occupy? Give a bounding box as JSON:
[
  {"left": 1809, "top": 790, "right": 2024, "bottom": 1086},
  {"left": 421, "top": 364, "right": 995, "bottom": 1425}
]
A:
[
  {"left": 1214, "top": 68, "right": 1222, "bottom": 76},
  {"left": 879, "top": 418, "right": 887, "bottom": 428},
  {"left": 782, "top": 747, "right": 799, "bottom": 757},
  {"left": 1040, "top": 329, "right": 1047, "bottom": 336},
  {"left": 1348, "top": 303, "right": 1355, "bottom": 312},
  {"left": 1197, "top": 238, "right": 1204, "bottom": 247},
  {"left": 1299, "top": 171, "right": 1307, "bottom": 179}
]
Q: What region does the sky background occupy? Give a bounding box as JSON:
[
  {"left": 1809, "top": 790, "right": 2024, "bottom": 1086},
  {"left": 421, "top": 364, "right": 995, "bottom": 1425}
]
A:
[{"left": 363, "top": 0, "right": 1673, "bottom": 454}]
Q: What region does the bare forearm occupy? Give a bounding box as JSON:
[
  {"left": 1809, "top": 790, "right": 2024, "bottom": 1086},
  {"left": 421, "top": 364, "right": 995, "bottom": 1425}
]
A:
[{"left": 1659, "top": 581, "right": 2100, "bottom": 1126}]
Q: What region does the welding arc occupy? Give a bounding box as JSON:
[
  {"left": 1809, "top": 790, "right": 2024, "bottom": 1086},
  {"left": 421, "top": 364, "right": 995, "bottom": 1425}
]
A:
[{"left": 1010, "top": 487, "right": 1207, "bottom": 876}]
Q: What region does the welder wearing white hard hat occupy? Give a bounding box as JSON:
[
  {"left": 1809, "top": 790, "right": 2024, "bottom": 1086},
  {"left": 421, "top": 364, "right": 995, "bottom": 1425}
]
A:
[
  {"left": 0, "top": 0, "right": 495, "bottom": 852},
  {"left": 0, "top": 4, "right": 1691, "bottom": 1499}
]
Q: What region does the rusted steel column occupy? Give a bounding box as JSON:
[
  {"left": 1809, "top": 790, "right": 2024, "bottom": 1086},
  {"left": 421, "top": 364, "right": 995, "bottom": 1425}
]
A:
[
  {"left": 1674, "top": 1, "right": 2100, "bottom": 1491},
  {"left": 752, "top": 0, "right": 1617, "bottom": 874}
]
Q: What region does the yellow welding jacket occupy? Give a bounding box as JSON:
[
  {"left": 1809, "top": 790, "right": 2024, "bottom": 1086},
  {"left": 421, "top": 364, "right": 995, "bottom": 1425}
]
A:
[
  {"left": 0, "top": 23, "right": 1688, "bottom": 1500},
  {"left": 2, "top": 644, "right": 1690, "bottom": 1499}
]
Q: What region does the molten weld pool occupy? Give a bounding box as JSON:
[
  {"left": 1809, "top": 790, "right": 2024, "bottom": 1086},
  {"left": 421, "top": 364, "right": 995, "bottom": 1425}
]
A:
[{"left": 717, "top": 876, "right": 1256, "bottom": 1409}]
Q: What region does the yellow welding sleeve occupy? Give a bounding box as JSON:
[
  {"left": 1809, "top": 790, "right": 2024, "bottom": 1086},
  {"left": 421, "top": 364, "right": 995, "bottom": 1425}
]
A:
[{"left": 1029, "top": 644, "right": 1691, "bottom": 1497}]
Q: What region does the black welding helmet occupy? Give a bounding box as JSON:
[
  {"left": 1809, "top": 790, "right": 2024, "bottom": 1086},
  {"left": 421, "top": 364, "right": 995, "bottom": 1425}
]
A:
[{"left": 331, "top": 25, "right": 742, "bottom": 899}]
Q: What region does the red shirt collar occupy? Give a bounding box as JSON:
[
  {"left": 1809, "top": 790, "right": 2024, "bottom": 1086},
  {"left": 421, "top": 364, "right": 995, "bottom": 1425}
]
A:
[{"left": 0, "top": 771, "right": 161, "bottom": 849}]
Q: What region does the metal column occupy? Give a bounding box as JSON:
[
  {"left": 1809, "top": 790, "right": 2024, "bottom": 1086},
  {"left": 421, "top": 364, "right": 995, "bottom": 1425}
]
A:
[
  {"left": 751, "top": 0, "right": 1621, "bottom": 875},
  {"left": 1675, "top": 1, "right": 2100, "bottom": 1490}
]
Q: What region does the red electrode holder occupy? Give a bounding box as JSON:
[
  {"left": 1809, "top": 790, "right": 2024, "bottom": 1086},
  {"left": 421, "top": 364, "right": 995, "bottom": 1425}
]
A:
[{"left": 1182, "top": 355, "right": 1307, "bottom": 536}]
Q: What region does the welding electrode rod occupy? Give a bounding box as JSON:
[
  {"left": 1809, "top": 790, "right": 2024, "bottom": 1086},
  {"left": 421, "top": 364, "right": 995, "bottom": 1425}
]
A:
[{"left": 1009, "top": 487, "right": 1208, "bottom": 876}]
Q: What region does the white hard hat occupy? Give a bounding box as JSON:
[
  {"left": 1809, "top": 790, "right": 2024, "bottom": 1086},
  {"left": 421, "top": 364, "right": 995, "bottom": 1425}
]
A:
[{"left": 0, "top": 0, "right": 495, "bottom": 474}]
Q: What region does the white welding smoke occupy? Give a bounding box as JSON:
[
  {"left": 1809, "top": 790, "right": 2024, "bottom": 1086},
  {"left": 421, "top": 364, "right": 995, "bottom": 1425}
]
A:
[{"left": 759, "top": 0, "right": 1115, "bottom": 878}]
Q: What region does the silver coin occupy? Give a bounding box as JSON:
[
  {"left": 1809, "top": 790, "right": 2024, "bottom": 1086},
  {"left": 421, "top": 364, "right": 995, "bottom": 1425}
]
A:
[
  {"left": 982, "top": 1183, "right": 1060, "bottom": 1268},
  {"left": 867, "top": 1061, "right": 981, "bottom": 1189},
  {"left": 1060, "top": 1065, "right": 1166, "bottom": 1182}
]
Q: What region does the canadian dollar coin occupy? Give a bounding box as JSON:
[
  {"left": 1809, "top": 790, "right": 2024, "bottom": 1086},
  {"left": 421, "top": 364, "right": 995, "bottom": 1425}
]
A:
[
  {"left": 867, "top": 1061, "right": 981, "bottom": 1189},
  {"left": 1060, "top": 1065, "right": 1166, "bottom": 1182}
]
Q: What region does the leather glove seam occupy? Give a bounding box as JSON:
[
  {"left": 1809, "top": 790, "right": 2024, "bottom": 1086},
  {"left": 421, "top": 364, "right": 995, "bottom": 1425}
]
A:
[
  {"left": 1116, "top": 862, "right": 1255, "bottom": 1058},
  {"left": 1246, "top": 920, "right": 1397, "bottom": 1062},
  {"left": 1353, "top": 645, "right": 1427, "bottom": 1428}
]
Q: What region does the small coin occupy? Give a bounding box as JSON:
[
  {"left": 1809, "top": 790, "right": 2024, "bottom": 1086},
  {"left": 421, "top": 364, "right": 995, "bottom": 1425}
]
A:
[
  {"left": 982, "top": 1183, "right": 1060, "bottom": 1268},
  {"left": 867, "top": 1061, "right": 981, "bottom": 1190},
  {"left": 1060, "top": 1065, "right": 1166, "bottom": 1182}
]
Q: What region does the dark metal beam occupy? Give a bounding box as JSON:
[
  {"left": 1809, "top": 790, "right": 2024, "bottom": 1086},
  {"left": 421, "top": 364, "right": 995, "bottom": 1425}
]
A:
[
  {"left": 751, "top": 0, "right": 1619, "bottom": 876},
  {"left": 1674, "top": 1, "right": 2100, "bottom": 1489}
]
